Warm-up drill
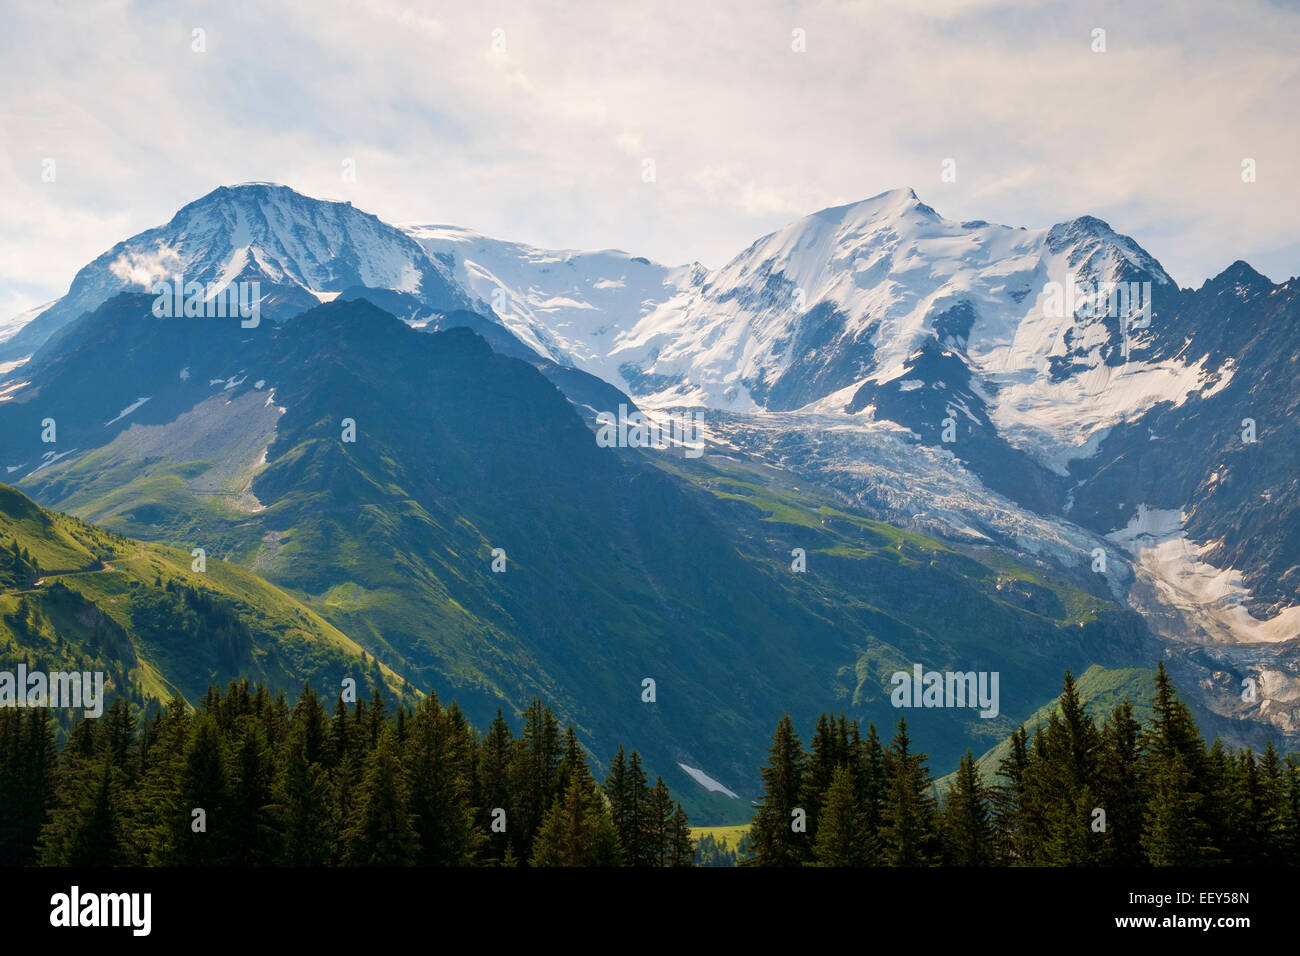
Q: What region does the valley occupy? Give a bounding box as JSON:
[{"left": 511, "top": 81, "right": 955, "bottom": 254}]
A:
[{"left": 1, "top": 182, "right": 1296, "bottom": 822}]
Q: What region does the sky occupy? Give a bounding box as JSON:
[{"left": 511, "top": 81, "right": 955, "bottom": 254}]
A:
[{"left": 1, "top": 0, "right": 1298, "bottom": 321}]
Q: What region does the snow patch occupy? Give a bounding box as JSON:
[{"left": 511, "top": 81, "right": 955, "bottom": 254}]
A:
[
  {"left": 0, "top": 380, "right": 29, "bottom": 403},
  {"left": 1107, "top": 505, "right": 1300, "bottom": 645},
  {"left": 678, "top": 763, "right": 740, "bottom": 799},
  {"left": 105, "top": 396, "right": 151, "bottom": 426},
  {"left": 30, "top": 448, "right": 77, "bottom": 474}
]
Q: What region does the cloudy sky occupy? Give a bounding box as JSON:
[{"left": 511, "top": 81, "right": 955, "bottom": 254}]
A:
[{"left": 1, "top": 0, "right": 1297, "bottom": 320}]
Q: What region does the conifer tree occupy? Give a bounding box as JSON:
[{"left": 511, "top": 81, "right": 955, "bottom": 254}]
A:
[
  {"left": 175, "top": 712, "right": 231, "bottom": 865},
  {"left": 0, "top": 710, "right": 56, "bottom": 866},
  {"left": 1140, "top": 664, "right": 1211, "bottom": 864},
  {"left": 811, "top": 764, "right": 872, "bottom": 866},
  {"left": 746, "top": 714, "right": 808, "bottom": 866},
  {"left": 227, "top": 718, "right": 278, "bottom": 865},
  {"left": 1200, "top": 737, "right": 1233, "bottom": 864},
  {"left": 1281, "top": 755, "right": 1300, "bottom": 866},
  {"left": 1032, "top": 673, "right": 1101, "bottom": 866},
  {"left": 342, "top": 727, "right": 416, "bottom": 866},
  {"left": 1097, "top": 700, "right": 1146, "bottom": 865},
  {"left": 291, "top": 682, "right": 328, "bottom": 766},
  {"left": 668, "top": 803, "right": 695, "bottom": 866},
  {"left": 990, "top": 726, "right": 1032, "bottom": 865},
  {"left": 624, "top": 749, "right": 654, "bottom": 866},
  {"left": 49, "top": 755, "right": 128, "bottom": 866},
  {"left": 103, "top": 697, "right": 138, "bottom": 784},
  {"left": 272, "top": 725, "right": 334, "bottom": 866},
  {"left": 856, "top": 721, "right": 886, "bottom": 845},
  {"left": 530, "top": 739, "right": 619, "bottom": 866},
  {"left": 134, "top": 693, "right": 190, "bottom": 865},
  {"left": 603, "top": 744, "right": 638, "bottom": 862},
  {"left": 1255, "top": 743, "right": 1287, "bottom": 866},
  {"left": 1141, "top": 749, "right": 1204, "bottom": 866},
  {"left": 940, "top": 751, "right": 992, "bottom": 867},
  {"left": 475, "top": 709, "right": 515, "bottom": 864},
  {"left": 646, "top": 777, "right": 674, "bottom": 866},
  {"left": 879, "top": 717, "right": 939, "bottom": 866},
  {"left": 509, "top": 698, "right": 562, "bottom": 863},
  {"left": 405, "top": 693, "right": 482, "bottom": 865},
  {"left": 801, "top": 712, "right": 843, "bottom": 845}
]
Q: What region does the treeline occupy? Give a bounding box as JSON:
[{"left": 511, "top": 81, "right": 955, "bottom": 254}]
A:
[
  {"left": 129, "top": 581, "right": 254, "bottom": 674},
  {"left": 0, "top": 680, "right": 694, "bottom": 867},
  {"left": 695, "top": 831, "right": 751, "bottom": 866},
  {"left": 0, "top": 538, "right": 39, "bottom": 590},
  {"left": 747, "top": 663, "right": 1300, "bottom": 866}
]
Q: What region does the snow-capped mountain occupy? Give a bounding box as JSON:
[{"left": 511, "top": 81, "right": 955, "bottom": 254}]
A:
[
  {"left": 398, "top": 188, "right": 1227, "bottom": 489},
  {"left": 403, "top": 188, "right": 1300, "bottom": 738},
  {"left": 403, "top": 223, "right": 703, "bottom": 387},
  {"left": 0, "top": 183, "right": 479, "bottom": 362},
  {"left": 1, "top": 181, "right": 1297, "bottom": 743},
  {"left": 610, "top": 188, "right": 1196, "bottom": 471}
]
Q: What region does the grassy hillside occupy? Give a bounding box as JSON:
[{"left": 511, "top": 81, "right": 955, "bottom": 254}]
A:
[{"left": 0, "top": 483, "right": 408, "bottom": 734}]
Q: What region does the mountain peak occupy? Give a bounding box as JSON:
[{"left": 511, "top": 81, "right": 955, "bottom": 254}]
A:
[
  {"left": 185, "top": 181, "right": 354, "bottom": 213},
  {"left": 1045, "top": 215, "right": 1173, "bottom": 286},
  {"left": 815, "top": 187, "right": 937, "bottom": 225},
  {"left": 1202, "top": 259, "right": 1272, "bottom": 296}
]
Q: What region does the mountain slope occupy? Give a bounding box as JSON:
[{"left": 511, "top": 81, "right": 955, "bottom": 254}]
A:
[
  {"left": 3, "top": 182, "right": 1295, "bottom": 803},
  {"left": 0, "top": 483, "right": 405, "bottom": 731},
  {"left": 404, "top": 223, "right": 703, "bottom": 386},
  {"left": 2, "top": 294, "right": 1155, "bottom": 821}
]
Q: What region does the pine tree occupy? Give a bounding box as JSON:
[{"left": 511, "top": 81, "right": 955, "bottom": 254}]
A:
[
  {"left": 940, "top": 751, "right": 992, "bottom": 866},
  {"left": 134, "top": 694, "right": 190, "bottom": 865},
  {"left": 59, "top": 756, "right": 128, "bottom": 866},
  {"left": 987, "top": 728, "right": 1029, "bottom": 863},
  {"left": 1140, "top": 663, "right": 1211, "bottom": 864},
  {"left": 273, "top": 725, "right": 334, "bottom": 866},
  {"left": 103, "top": 697, "right": 139, "bottom": 784},
  {"left": 291, "top": 682, "right": 328, "bottom": 766},
  {"left": 624, "top": 750, "right": 653, "bottom": 866},
  {"left": 530, "top": 740, "right": 619, "bottom": 866},
  {"left": 1097, "top": 700, "right": 1147, "bottom": 865},
  {"left": 879, "top": 717, "right": 939, "bottom": 866},
  {"left": 1281, "top": 754, "right": 1300, "bottom": 866},
  {"left": 1256, "top": 742, "right": 1288, "bottom": 866},
  {"left": 227, "top": 717, "right": 278, "bottom": 865},
  {"left": 1141, "top": 749, "right": 1204, "bottom": 866},
  {"left": 0, "top": 710, "right": 56, "bottom": 866},
  {"left": 509, "top": 698, "right": 562, "bottom": 863},
  {"left": 668, "top": 803, "right": 695, "bottom": 866},
  {"left": 646, "top": 777, "right": 674, "bottom": 866},
  {"left": 811, "top": 764, "right": 872, "bottom": 866},
  {"left": 405, "top": 693, "right": 482, "bottom": 865},
  {"left": 363, "top": 686, "right": 387, "bottom": 748},
  {"left": 174, "top": 712, "right": 231, "bottom": 865},
  {"left": 746, "top": 714, "right": 808, "bottom": 866},
  {"left": 1201, "top": 737, "right": 1233, "bottom": 864},
  {"left": 856, "top": 721, "right": 886, "bottom": 846},
  {"left": 603, "top": 744, "right": 637, "bottom": 862},
  {"left": 342, "top": 727, "right": 416, "bottom": 866},
  {"left": 1033, "top": 672, "right": 1101, "bottom": 865},
  {"left": 475, "top": 709, "right": 514, "bottom": 864},
  {"left": 801, "top": 712, "right": 843, "bottom": 845}
]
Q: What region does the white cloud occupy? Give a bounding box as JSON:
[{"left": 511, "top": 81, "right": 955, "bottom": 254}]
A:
[
  {"left": 0, "top": 0, "right": 1296, "bottom": 320},
  {"left": 108, "top": 241, "right": 183, "bottom": 288}
]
